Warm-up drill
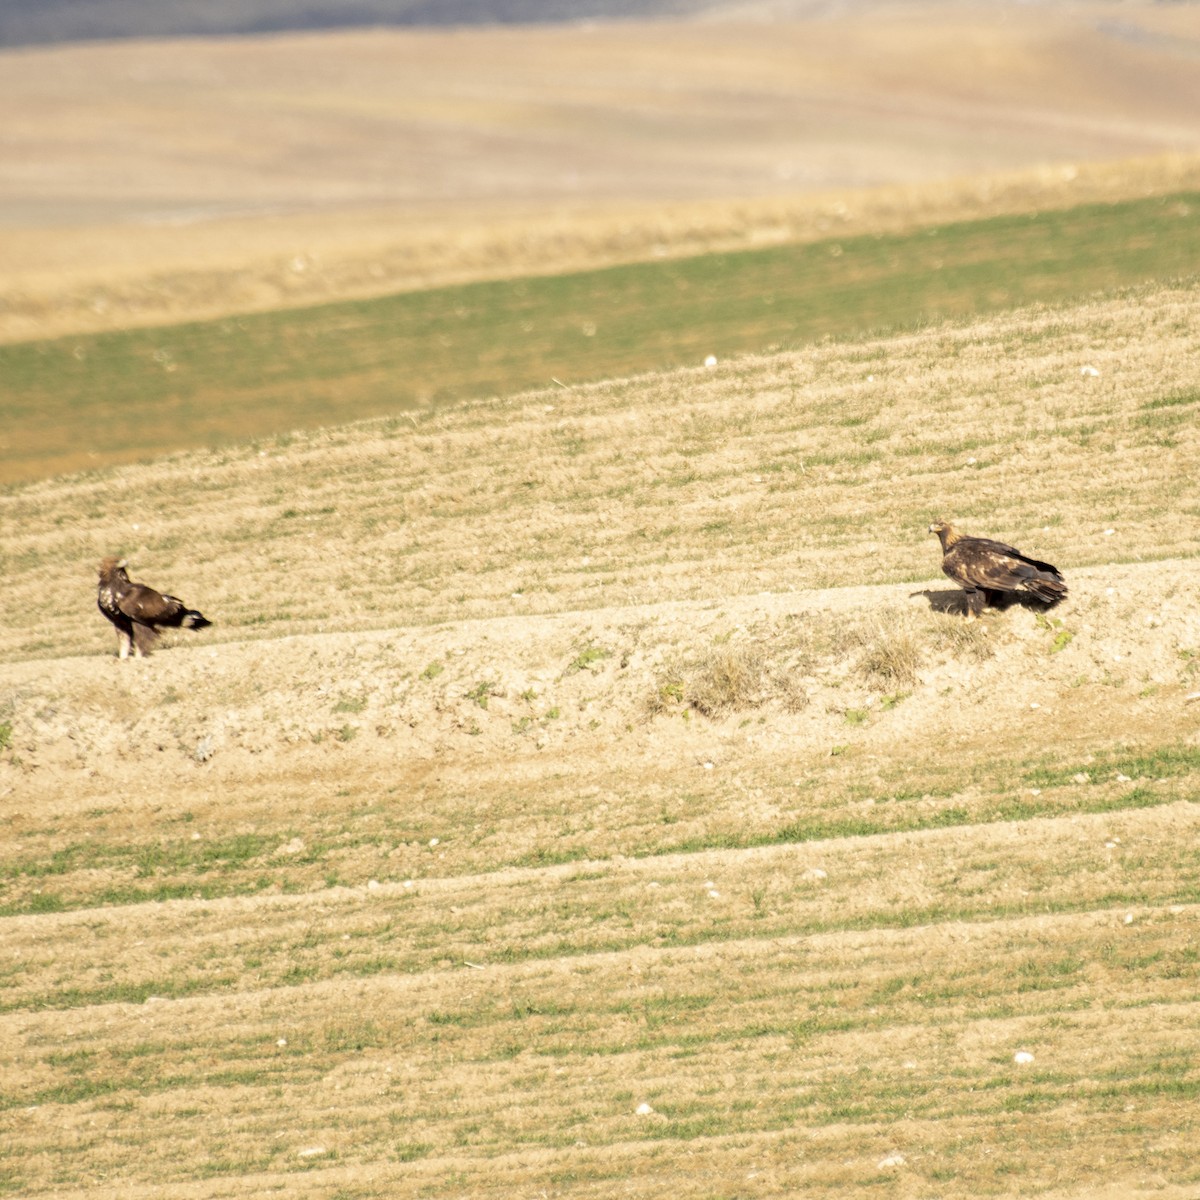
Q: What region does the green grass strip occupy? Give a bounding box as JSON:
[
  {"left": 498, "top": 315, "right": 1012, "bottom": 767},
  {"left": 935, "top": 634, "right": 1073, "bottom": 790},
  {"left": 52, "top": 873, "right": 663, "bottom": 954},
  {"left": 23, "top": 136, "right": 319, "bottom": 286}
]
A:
[{"left": 3, "top": 192, "right": 1199, "bottom": 484}]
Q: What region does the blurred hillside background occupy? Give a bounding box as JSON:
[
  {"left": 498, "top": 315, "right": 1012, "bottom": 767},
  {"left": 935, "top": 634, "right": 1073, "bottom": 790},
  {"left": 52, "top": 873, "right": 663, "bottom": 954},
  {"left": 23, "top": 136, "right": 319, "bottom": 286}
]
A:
[{"left": 0, "top": 0, "right": 718, "bottom": 46}]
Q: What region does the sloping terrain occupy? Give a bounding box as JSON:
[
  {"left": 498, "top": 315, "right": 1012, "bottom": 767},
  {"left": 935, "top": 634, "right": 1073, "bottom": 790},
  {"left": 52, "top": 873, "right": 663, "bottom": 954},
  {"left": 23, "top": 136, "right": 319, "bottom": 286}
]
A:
[
  {"left": 6, "top": 188, "right": 1197, "bottom": 484},
  {"left": 1, "top": 285, "right": 1199, "bottom": 1197}
]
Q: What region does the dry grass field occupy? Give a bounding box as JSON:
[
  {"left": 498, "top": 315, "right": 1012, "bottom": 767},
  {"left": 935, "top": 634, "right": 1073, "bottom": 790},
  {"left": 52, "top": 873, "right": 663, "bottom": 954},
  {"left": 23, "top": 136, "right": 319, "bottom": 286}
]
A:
[
  {"left": 2, "top": 282, "right": 1199, "bottom": 1197},
  {"left": 3, "top": 1, "right": 1200, "bottom": 342},
  {"left": 3, "top": 5, "right": 1200, "bottom": 1191}
]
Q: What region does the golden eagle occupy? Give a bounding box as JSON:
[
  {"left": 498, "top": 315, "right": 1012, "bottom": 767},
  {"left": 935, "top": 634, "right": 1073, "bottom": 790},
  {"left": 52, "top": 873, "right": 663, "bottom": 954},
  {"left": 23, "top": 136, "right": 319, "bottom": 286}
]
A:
[
  {"left": 928, "top": 522, "right": 1067, "bottom": 618},
  {"left": 97, "top": 557, "right": 211, "bottom": 658}
]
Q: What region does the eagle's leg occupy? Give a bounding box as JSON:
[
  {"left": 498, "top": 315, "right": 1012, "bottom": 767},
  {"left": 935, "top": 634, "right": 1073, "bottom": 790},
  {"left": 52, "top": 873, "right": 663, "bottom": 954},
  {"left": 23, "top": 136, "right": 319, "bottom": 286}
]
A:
[
  {"left": 131, "top": 623, "right": 157, "bottom": 657},
  {"left": 117, "top": 628, "right": 132, "bottom": 659},
  {"left": 963, "top": 588, "right": 986, "bottom": 620}
]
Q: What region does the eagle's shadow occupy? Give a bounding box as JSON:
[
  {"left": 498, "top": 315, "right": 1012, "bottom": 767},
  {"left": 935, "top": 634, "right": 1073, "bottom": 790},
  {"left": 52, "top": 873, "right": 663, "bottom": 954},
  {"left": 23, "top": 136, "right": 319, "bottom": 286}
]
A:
[{"left": 910, "top": 588, "right": 1058, "bottom": 617}]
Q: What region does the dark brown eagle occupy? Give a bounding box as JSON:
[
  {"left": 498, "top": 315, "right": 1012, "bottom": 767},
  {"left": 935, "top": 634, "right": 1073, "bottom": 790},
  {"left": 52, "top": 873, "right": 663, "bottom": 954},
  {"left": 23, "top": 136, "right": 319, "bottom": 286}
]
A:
[
  {"left": 97, "top": 556, "right": 212, "bottom": 658},
  {"left": 928, "top": 522, "right": 1067, "bottom": 618}
]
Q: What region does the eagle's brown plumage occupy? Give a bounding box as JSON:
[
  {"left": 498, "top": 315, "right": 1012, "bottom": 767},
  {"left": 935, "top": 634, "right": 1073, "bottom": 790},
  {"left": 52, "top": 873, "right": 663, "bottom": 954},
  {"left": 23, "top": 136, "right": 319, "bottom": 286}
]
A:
[
  {"left": 97, "top": 557, "right": 211, "bottom": 658},
  {"left": 928, "top": 522, "right": 1067, "bottom": 618}
]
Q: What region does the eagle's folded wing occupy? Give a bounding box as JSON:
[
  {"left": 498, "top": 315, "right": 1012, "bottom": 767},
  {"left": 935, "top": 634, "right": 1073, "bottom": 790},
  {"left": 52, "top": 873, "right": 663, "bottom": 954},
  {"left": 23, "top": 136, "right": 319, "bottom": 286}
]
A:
[{"left": 117, "top": 585, "right": 183, "bottom": 623}]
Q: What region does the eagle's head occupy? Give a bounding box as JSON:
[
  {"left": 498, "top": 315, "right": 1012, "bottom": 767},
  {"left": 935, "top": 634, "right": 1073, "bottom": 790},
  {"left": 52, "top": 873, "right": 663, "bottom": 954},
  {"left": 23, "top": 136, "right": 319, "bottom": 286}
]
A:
[
  {"left": 97, "top": 556, "right": 128, "bottom": 578},
  {"left": 928, "top": 521, "right": 961, "bottom": 550}
]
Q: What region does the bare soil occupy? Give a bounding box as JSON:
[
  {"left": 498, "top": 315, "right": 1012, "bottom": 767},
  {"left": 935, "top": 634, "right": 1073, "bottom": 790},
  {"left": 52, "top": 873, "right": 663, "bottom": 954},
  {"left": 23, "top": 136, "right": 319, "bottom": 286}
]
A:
[{"left": 4, "top": 559, "right": 1199, "bottom": 811}]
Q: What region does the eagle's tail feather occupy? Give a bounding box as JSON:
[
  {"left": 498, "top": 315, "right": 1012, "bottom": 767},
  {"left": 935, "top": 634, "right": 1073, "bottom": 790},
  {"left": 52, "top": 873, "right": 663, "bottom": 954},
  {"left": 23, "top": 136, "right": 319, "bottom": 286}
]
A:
[{"left": 1025, "top": 577, "right": 1068, "bottom": 605}]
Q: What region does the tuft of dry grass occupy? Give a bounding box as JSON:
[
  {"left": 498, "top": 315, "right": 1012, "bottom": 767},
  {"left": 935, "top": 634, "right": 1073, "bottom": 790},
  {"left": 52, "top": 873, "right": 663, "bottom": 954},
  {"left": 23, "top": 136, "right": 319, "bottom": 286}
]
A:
[
  {"left": 650, "top": 639, "right": 808, "bottom": 717},
  {"left": 850, "top": 613, "right": 925, "bottom": 686},
  {"left": 935, "top": 612, "right": 997, "bottom": 661},
  {"left": 684, "top": 643, "right": 771, "bottom": 716}
]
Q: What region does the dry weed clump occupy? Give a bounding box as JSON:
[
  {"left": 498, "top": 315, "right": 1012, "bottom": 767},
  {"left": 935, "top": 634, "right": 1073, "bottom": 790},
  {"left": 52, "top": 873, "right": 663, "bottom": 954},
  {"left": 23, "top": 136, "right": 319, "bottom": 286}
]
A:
[
  {"left": 688, "top": 644, "right": 772, "bottom": 716},
  {"left": 932, "top": 613, "right": 996, "bottom": 661},
  {"left": 650, "top": 640, "right": 808, "bottom": 718},
  {"left": 850, "top": 606, "right": 1003, "bottom": 684},
  {"left": 849, "top": 613, "right": 925, "bottom": 687}
]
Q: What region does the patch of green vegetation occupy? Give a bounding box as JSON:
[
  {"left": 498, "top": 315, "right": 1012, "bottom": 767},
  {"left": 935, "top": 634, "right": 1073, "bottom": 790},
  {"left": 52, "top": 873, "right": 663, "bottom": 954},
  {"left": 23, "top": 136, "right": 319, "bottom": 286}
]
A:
[
  {"left": 20, "top": 891, "right": 66, "bottom": 914},
  {"left": 1023, "top": 744, "right": 1200, "bottom": 790},
  {"left": 1050, "top": 628, "right": 1075, "bottom": 653},
  {"left": 0, "top": 830, "right": 281, "bottom": 902},
  {"left": 5, "top": 192, "right": 1200, "bottom": 483},
  {"left": 1140, "top": 387, "right": 1198, "bottom": 411},
  {"left": 564, "top": 644, "right": 612, "bottom": 676},
  {"left": 393, "top": 1142, "right": 433, "bottom": 1163},
  {"left": 465, "top": 680, "right": 498, "bottom": 709}
]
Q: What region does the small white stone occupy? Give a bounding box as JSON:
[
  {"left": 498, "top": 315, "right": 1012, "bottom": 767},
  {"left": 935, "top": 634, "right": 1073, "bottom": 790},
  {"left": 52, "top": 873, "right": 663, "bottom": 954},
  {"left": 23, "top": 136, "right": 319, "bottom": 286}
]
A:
[
  {"left": 1105, "top": 841, "right": 1118, "bottom": 850},
  {"left": 707, "top": 889, "right": 721, "bottom": 899},
  {"left": 1124, "top": 912, "right": 1134, "bottom": 925},
  {"left": 297, "top": 1146, "right": 326, "bottom": 1159},
  {"left": 702, "top": 761, "right": 714, "bottom": 770},
  {"left": 1104, "top": 528, "right": 1115, "bottom": 536},
  {"left": 1081, "top": 365, "right": 1100, "bottom": 377},
  {"left": 1116, "top": 774, "right": 1131, "bottom": 783},
  {"left": 429, "top": 837, "right": 440, "bottom": 847},
  {"left": 1029, "top": 788, "right": 1042, "bottom": 796},
  {"left": 277, "top": 1038, "right": 287, "bottom": 1047},
  {"left": 403, "top": 880, "right": 414, "bottom": 889},
  {"left": 1030, "top": 703, "right": 1040, "bottom": 710},
  {"left": 367, "top": 879, "right": 380, "bottom": 890},
  {"left": 878, "top": 1153, "right": 906, "bottom": 1169},
  {"left": 1013, "top": 1051, "right": 1034, "bottom": 1065},
  {"left": 636, "top": 1102, "right": 655, "bottom": 1116},
  {"left": 704, "top": 355, "right": 718, "bottom": 368}
]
